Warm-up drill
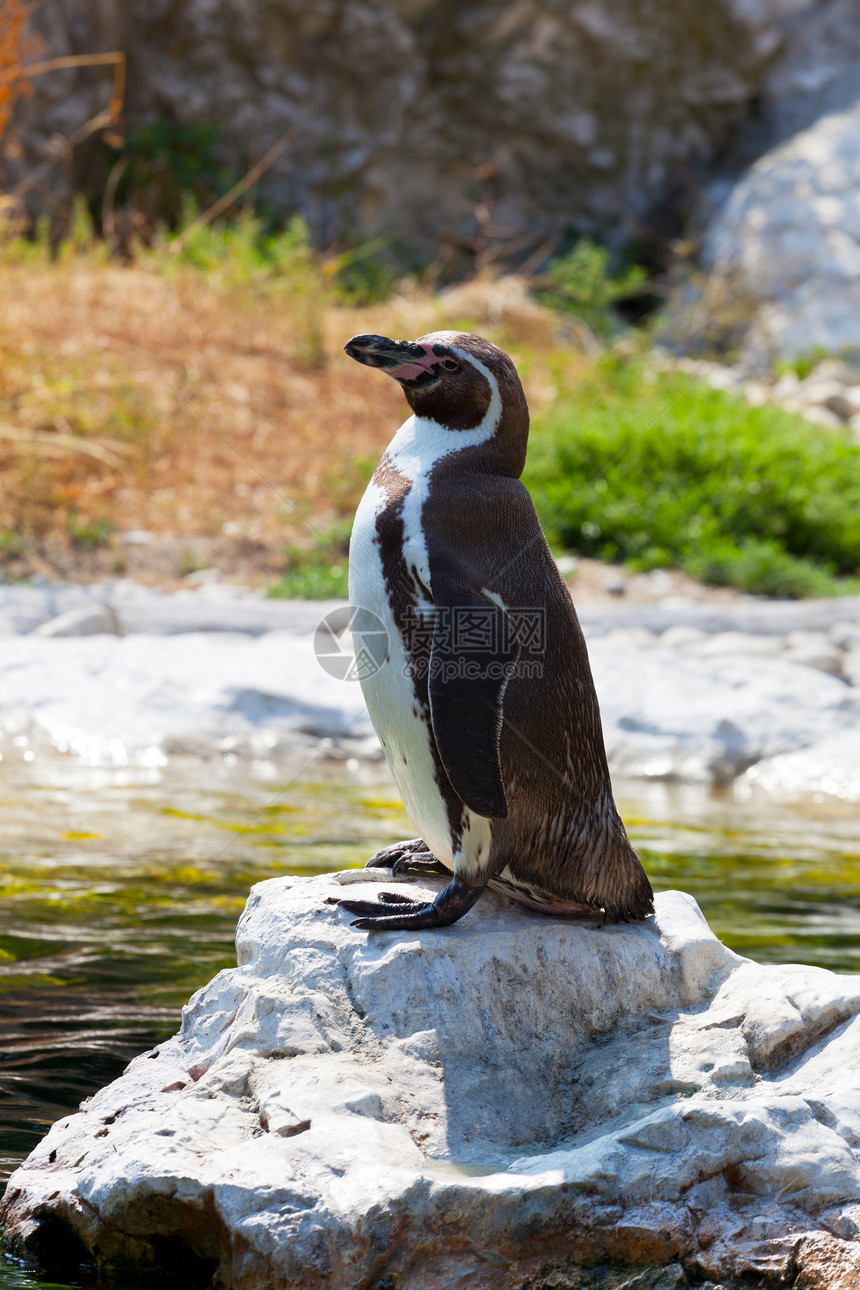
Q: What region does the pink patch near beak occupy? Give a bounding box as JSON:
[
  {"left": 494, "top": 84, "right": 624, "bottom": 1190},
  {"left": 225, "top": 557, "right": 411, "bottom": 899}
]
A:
[{"left": 385, "top": 343, "right": 436, "bottom": 381}]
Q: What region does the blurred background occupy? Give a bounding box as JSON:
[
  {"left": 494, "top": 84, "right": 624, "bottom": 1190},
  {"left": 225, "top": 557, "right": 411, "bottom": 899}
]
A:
[
  {"left": 1, "top": 5, "right": 860, "bottom": 1285},
  {"left": 2, "top": 0, "right": 860, "bottom": 593}
]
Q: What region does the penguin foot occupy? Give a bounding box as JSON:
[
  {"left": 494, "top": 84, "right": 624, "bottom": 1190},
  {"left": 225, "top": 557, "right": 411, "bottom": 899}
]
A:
[
  {"left": 337, "top": 875, "right": 485, "bottom": 931},
  {"left": 364, "top": 838, "right": 430, "bottom": 870},
  {"left": 391, "top": 853, "right": 451, "bottom": 877}
]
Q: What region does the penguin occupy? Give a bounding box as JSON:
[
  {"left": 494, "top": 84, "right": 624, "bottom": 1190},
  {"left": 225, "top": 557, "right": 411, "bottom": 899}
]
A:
[{"left": 337, "top": 330, "right": 653, "bottom": 931}]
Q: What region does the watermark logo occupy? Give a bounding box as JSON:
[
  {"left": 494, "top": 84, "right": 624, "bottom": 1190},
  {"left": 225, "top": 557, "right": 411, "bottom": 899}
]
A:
[
  {"left": 399, "top": 604, "right": 546, "bottom": 654},
  {"left": 314, "top": 604, "right": 547, "bottom": 682},
  {"left": 314, "top": 605, "right": 389, "bottom": 681},
  {"left": 406, "top": 657, "right": 544, "bottom": 682}
]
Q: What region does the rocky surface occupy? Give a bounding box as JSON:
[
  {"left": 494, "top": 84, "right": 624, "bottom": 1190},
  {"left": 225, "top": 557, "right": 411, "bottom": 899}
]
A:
[
  {"left": 10, "top": 0, "right": 860, "bottom": 257},
  {"left": 3, "top": 876, "right": 860, "bottom": 1287},
  {"left": 0, "top": 582, "right": 858, "bottom": 803},
  {"left": 700, "top": 101, "right": 860, "bottom": 365}
]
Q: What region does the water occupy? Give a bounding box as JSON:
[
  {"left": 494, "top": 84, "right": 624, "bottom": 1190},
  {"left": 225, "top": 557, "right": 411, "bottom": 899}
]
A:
[{"left": 0, "top": 758, "right": 858, "bottom": 1290}]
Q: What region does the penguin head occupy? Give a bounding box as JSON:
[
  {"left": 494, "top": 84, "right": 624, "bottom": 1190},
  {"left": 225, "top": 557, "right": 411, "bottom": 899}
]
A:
[{"left": 345, "top": 331, "right": 528, "bottom": 470}]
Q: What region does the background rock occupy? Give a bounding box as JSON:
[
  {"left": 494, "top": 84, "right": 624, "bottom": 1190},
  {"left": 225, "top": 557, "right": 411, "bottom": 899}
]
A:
[
  {"left": 3, "top": 876, "right": 860, "bottom": 1288},
  {"left": 7, "top": 0, "right": 860, "bottom": 258},
  {"left": 701, "top": 101, "right": 860, "bottom": 364},
  {"left": 1, "top": 584, "right": 858, "bottom": 800}
]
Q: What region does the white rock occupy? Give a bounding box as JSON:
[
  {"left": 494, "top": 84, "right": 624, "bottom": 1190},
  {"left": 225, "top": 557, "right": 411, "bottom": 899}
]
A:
[
  {"left": 829, "top": 620, "right": 860, "bottom": 651},
  {"left": 771, "top": 371, "right": 802, "bottom": 399},
  {"left": 555, "top": 554, "right": 579, "bottom": 577},
  {"left": 702, "top": 101, "right": 860, "bottom": 362},
  {"left": 601, "top": 626, "right": 658, "bottom": 648},
  {"left": 739, "top": 729, "right": 860, "bottom": 802},
  {"left": 694, "top": 631, "right": 785, "bottom": 656},
  {"left": 798, "top": 405, "right": 844, "bottom": 430},
  {"left": 3, "top": 879, "right": 860, "bottom": 1288},
  {"left": 183, "top": 567, "right": 221, "bottom": 586},
  {"left": 603, "top": 572, "right": 628, "bottom": 596},
  {"left": 660, "top": 625, "right": 708, "bottom": 648},
  {"left": 803, "top": 359, "right": 860, "bottom": 387},
  {"left": 781, "top": 630, "right": 845, "bottom": 674},
  {"left": 592, "top": 641, "right": 855, "bottom": 786},
  {"left": 794, "top": 380, "right": 854, "bottom": 419},
  {"left": 0, "top": 630, "right": 370, "bottom": 766},
  {"left": 843, "top": 650, "right": 860, "bottom": 686},
  {"left": 1, "top": 585, "right": 858, "bottom": 800},
  {"left": 828, "top": 384, "right": 860, "bottom": 416},
  {"left": 782, "top": 645, "right": 844, "bottom": 675},
  {"left": 743, "top": 379, "right": 770, "bottom": 406},
  {"left": 33, "top": 603, "right": 121, "bottom": 638}
]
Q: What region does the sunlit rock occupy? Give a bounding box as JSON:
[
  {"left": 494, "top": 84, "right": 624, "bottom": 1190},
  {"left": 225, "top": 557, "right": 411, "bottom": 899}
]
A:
[
  {"left": 591, "top": 641, "right": 856, "bottom": 787},
  {"left": 701, "top": 100, "right": 860, "bottom": 363},
  {"left": 739, "top": 730, "right": 860, "bottom": 803},
  {"left": 1, "top": 585, "right": 858, "bottom": 799},
  {"left": 33, "top": 603, "right": 121, "bottom": 638},
  {"left": 3, "top": 876, "right": 860, "bottom": 1288}
]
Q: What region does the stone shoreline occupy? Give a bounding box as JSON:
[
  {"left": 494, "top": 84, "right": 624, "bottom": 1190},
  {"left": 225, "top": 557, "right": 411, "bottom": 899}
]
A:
[{"left": 0, "top": 581, "right": 857, "bottom": 804}]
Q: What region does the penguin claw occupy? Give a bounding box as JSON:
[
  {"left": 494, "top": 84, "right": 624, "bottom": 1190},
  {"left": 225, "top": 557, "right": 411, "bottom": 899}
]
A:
[
  {"left": 337, "top": 893, "right": 423, "bottom": 918},
  {"left": 348, "top": 903, "right": 435, "bottom": 930},
  {"left": 339, "top": 875, "right": 486, "bottom": 932}
]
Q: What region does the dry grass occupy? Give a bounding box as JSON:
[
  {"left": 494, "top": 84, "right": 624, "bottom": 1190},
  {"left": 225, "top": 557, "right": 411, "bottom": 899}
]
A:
[{"left": 0, "top": 252, "right": 577, "bottom": 586}]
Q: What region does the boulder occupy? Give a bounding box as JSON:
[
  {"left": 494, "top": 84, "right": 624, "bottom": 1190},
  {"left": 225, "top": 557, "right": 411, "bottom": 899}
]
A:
[
  {"left": 10, "top": 0, "right": 860, "bottom": 256},
  {"left": 700, "top": 100, "right": 860, "bottom": 363},
  {"left": 4, "top": 873, "right": 860, "bottom": 1288}
]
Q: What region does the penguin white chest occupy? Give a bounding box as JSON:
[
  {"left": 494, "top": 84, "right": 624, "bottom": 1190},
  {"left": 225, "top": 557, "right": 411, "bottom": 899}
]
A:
[{"left": 348, "top": 465, "right": 454, "bottom": 864}]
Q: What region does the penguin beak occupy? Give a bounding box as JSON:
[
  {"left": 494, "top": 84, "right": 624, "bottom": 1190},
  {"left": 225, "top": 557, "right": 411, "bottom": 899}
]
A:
[{"left": 344, "top": 334, "right": 436, "bottom": 382}]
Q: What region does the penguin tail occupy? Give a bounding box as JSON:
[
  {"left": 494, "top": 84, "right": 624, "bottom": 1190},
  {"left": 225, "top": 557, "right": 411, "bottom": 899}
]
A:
[{"left": 595, "top": 836, "right": 655, "bottom": 923}]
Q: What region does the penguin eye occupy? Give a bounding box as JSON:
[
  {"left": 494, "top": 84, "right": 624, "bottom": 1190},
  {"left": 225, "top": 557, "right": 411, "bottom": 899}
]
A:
[{"left": 439, "top": 357, "right": 459, "bottom": 372}]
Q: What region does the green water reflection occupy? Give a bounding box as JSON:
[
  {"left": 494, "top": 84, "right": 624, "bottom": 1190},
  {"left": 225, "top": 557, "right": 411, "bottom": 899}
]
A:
[{"left": 0, "top": 759, "right": 858, "bottom": 1289}]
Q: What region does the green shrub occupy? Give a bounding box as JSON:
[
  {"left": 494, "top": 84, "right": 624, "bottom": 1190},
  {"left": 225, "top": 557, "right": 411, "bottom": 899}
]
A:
[
  {"left": 169, "top": 208, "right": 312, "bottom": 280},
  {"left": 537, "top": 240, "right": 648, "bottom": 338},
  {"left": 168, "top": 210, "right": 328, "bottom": 365},
  {"left": 525, "top": 355, "right": 860, "bottom": 598},
  {"left": 67, "top": 516, "right": 114, "bottom": 549},
  {"left": 103, "top": 121, "right": 235, "bottom": 229},
  {"left": 326, "top": 237, "right": 401, "bottom": 305},
  {"left": 772, "top": 348, "right": 832, "bottom": 382},
  {"left": 267, "top": 522, "right": 351, "bottom": 600}
]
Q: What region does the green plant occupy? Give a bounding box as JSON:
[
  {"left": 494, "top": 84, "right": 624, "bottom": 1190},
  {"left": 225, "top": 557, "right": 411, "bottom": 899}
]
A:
[
  {"left": 773, "top": 347, "right": 832, "bottom": 382},
  {"left": 267, "top": 523, "right": 351, "bottom": 600},
  {"left": 67, "top": 515, "right": 114, "bottom": 549},
  {"left": 525, "top": 354, "right": 860, "bottom": 598},
  {"left": 326, "top": 237, "right": 401, "bottom": 306},
  {"left": 0, "top": 529, "right": 27, "bottom": 558},
  {"left": 169, "top": 210, "right": 328, "bottom": 367},
  {"left": 179, "top": 551, "right": 209, "bottom": 577},
  {"left": 537, "top": 240, "right": 648, "bottom": 339},
  {"left": 102, "top": 120, "right": 235, "bottom": 230},
  {"left": 57, "top": 194, "right": 99, "bottom": 260}
]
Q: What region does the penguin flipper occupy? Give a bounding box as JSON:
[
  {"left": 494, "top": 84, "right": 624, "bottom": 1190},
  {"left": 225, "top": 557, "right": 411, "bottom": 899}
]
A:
[{"left": 428, "top": 575, "right": 519, "bottom": 819}]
